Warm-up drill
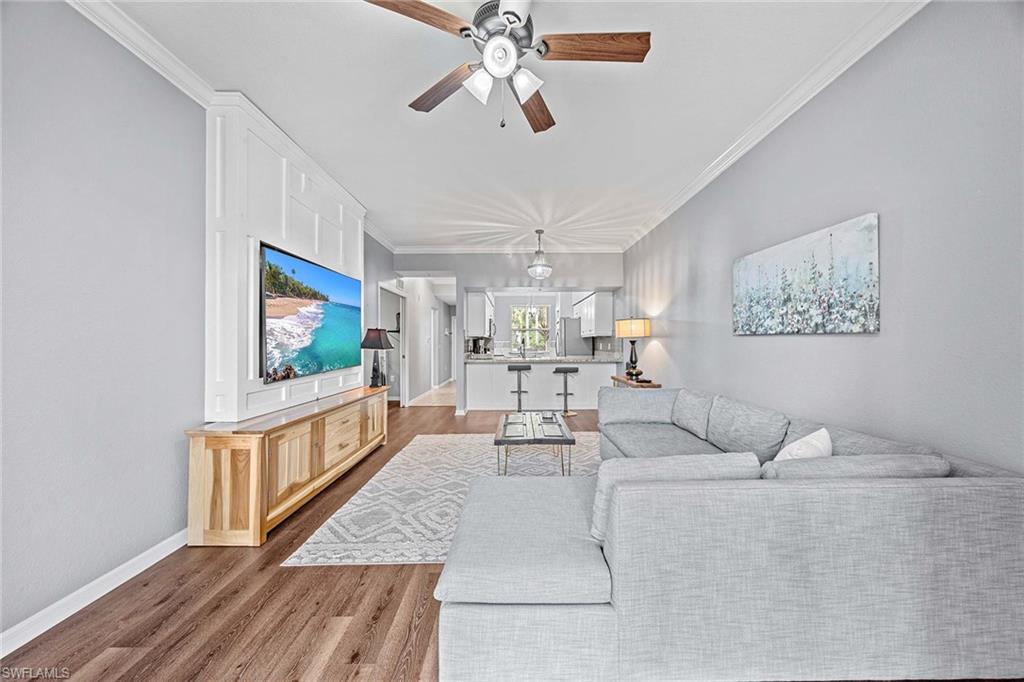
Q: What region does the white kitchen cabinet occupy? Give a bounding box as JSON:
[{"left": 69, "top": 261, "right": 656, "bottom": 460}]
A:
[
  {"left": 485, "top": 294, "right": 495, "bottom": 337},
  {"left": 572, "top": 292, "right": 614, "bottom": 337},
  {"left": 466, "top": 292, "right": 495, "bottom": 337}
]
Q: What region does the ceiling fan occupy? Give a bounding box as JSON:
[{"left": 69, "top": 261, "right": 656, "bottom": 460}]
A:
[{"left": 366, "top": 0, "right": 651, "bottom": 133}]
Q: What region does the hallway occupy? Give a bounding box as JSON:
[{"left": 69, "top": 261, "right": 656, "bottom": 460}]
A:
[{"left": 408, "top": 380, "right": 456, "bottom": 407}]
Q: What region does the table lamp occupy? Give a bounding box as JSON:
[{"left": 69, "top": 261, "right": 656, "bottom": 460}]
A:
[
  {"left": 361, "top": 328, "right": 394, "bottom": 388},
  {"left": 615, "top": 318, "right": 651, "bottom": 379}
]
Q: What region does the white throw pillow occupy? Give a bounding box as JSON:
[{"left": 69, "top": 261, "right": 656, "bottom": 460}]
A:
[{"left": 774, "top": 428, "right": 832, "bottom": 461}]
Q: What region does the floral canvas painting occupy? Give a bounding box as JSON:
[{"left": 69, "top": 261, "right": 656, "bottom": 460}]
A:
[{"left": 733, "top": 213, "right": 879, "bottom": 335}]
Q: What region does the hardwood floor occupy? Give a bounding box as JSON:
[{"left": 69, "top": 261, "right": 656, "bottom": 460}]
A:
[{"left": 2, "top": 405, "right": 598, "bottom": 681}]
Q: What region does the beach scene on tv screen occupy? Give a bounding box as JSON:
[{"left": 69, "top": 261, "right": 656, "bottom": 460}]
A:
[{"left": 263, "top": 247, "right": 361, "bottom": 383}]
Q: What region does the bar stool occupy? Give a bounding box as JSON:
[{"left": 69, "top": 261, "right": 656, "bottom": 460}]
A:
[
  {"left": 554, "top": 366, "right": 579, "bottom": 417},
  {"left": 508, "top": 364, "right": 531, "bottom": 412}
]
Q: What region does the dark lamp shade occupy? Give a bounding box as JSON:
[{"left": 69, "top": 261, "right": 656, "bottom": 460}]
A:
[{"left": 360, "top": 328, "right": 393, "bottom": 350}]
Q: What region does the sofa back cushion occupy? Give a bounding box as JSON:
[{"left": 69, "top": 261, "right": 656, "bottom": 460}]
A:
[
  {"left": 707, "top": 396, "right": 790, "bottom": 463},
  {"left": 598, "top": 386, "right": 678, "bottom": 425},
  {"left": 783, "top": 417, "right": 938, "bottom": 457},
  {"left": 762, "top": 454, "right": 951, "bottom": 480},
  {"left": 671, "top": 388, "right": 714, "bottom": 439},
  {"left": 591, "top": 453, "right": 761, "bottom": 541}
]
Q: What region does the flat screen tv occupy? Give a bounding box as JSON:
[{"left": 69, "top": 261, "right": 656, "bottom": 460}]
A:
[{"left": 261, "top": 243, "right": 362, "bottom": 384}]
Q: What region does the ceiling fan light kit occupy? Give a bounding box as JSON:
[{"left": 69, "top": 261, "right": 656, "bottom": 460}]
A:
[
  {"left": 511, "top": 67, "right": 543, "bottom": 103},
  {"left": 482, "top": 34, "right": 518, "bottom": 78},
  {"left": 366, "top": 0, "right": 651, "bottom": 133},
  {"left": 463, "top": 68, "right": 494, "bottom": 104}
]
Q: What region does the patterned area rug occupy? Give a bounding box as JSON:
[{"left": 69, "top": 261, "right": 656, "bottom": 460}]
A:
[{"left": 283, "top": 431, "right": 600, "bottom": 566}]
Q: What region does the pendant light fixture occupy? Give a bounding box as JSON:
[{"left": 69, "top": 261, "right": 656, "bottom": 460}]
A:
[{"left": 527, "top": 229, "right": 552, "bottom": 281}]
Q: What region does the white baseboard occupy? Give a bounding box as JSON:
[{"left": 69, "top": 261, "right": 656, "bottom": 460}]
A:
[
  {"left": 439, "top": 377, "right": 454, "bottom": 387},
  {"left": 454, "top": 409, "right": 467, "bottom": 416},
  {"left": 0, "top": 529, "right": 187, "bottom": 657}
]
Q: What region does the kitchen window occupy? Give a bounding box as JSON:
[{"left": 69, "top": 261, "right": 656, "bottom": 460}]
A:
[{"left": 510, "top": 305, "right": 550, "bottom": 351}]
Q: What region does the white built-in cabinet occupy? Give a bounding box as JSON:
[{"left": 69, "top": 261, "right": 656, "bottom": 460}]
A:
[
  {"left": 466, "top": 291, "right": 495, "bottom": 338},
  {"left": 572, "top": 292, "right": 614, "bottom": 337},
  {"left": 204, "top": 93, "right": 368, "bottom": 422}
]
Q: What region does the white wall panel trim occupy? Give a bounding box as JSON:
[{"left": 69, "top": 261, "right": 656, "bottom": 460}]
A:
[{"left": 205, "top": 94, "right": 368, "bottom": 421}]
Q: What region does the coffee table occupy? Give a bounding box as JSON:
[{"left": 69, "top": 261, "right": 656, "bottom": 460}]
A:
[{"left": 494, "top": 411, "right": 576, "bottom": 476}]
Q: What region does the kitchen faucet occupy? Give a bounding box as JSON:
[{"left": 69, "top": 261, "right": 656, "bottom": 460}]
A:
[{"left": 518, "top": 336, "right": 526, "bottom": 358}]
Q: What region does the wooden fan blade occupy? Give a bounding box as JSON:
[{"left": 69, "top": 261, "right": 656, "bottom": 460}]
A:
[
  {"left": 516, "top": 91, "right": 555, "bottom": 133},
  {"left": 409, "top": 63, "right": 476, "bottom": 112},
  {"left": 365, "top": 0, "right": 470, "bottom": 37},
  {"left": 540, "top": 32, "right": 651, "bottom": 62}
]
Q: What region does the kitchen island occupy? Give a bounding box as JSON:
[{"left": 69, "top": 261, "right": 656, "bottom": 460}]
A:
[{"left": 465, "top": 355, "right": 620, "bottom": 411}]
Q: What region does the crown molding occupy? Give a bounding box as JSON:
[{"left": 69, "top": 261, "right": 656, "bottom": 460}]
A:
[
  {"left": 68, "top": 0, "right": 215, "bottom": 106},
  {"left": 621, "top": 0, "right": 929, "bottom": 252},
  {"left": 69, "top": 0, "right": 927, "bottom": 259},
  {"left": 65, "top": 4, "right": 378, "bottom": 222},
  {"left": 390, "top": 243, "right": 625, "bottom": 255},
  {"left": 362, "top": 218, "right": 398, "bottom": 253}
]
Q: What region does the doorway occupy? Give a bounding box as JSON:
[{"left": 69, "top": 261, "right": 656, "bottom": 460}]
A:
[{"left": 378, "top": 284, "right": 406, "bottom": 406}]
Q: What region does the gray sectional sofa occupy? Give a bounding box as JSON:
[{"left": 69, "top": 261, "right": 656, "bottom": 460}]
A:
[{"left": 434, "top": 387, "right": 1024, "bottom": 681}]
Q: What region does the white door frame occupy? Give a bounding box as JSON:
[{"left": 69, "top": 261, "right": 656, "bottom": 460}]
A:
[
  {"left": 450, "top": 314, "right": 457, "bottom": 383},
  {"left": 430, "top": 308, "right": 439, "bottom": 389},
  {"left": 378, "top": 282, "right": 408, "bottom": 407}
]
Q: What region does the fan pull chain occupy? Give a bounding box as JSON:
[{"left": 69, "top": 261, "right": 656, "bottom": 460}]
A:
[{"left": 499, "top": 80, "right": 506, "bottom": 129}]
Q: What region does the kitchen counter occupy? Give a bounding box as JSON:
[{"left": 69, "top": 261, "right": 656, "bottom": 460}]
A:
[
  {"left": 464, "top": 357, "right": 620, "bottom": 411},
  {"left": 465, "top": 354, "right": 622, "bottom": 364}
]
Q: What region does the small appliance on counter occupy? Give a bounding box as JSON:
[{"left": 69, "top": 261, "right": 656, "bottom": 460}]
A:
[
  {"left": 469, "top": 337, "right": 491, "bottom": 355},
  {"left": 555, "top": 317, "right": 592, "bottom": 357}
]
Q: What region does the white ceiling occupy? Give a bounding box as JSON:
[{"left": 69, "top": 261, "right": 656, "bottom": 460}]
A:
[{"left": 118, "top": 1, "right": 906, "bottom": 253}]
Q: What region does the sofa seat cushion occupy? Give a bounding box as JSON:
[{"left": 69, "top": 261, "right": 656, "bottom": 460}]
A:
[
  {"left": 707, "top": 396, "right": 790, "bottom": 463},
  {"left": 591, "top": 453, "right": 761, "bottom": 540},
  {"left": 600, "top": 423, "right": 724, "bottom": 459},
  {"left": 762, "top": 454, "right": 951, "bottom": 480},
  {"left": 671, "top": 387, "right": 715, "bottom": 439},
  {"left": 434, "top": 477, "right": 610, "bottom": 605},
  {"left": 783, "top": 417, "right": 938, "bottom": 457}
]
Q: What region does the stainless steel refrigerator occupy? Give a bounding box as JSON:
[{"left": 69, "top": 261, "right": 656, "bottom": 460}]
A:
[{"left": 555, "top": 317, "right": 593, "bottom": 357}]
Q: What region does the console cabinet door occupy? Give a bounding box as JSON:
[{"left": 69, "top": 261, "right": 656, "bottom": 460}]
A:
[
  {"left": 364, "top": 394, "right": 386, "bottom": 441},
  {"left": 266, "top": 422, "right": 314, "bottom": 513}
]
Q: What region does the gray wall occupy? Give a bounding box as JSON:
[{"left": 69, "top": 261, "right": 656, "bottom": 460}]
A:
[
  {"left": 395, "top": 252, "right": 624, "bottom": 412},
  {"left": 362, "top": 234, "right": 397, "bottom": 382},
  {"left": 1, "top": 1, "right": 205, "bottom": 629},
  {"left": 621, "top": 2, "right": 1023, "bottom": 472}
]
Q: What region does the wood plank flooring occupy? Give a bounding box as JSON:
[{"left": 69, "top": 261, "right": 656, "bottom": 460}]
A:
[{"left": 2, "top": 405, "right": 598, "bottom": 681}]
